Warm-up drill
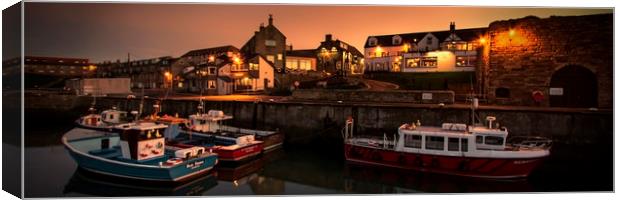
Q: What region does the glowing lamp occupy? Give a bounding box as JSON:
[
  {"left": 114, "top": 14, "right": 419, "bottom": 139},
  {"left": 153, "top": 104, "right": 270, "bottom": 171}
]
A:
[
  {"left": 479, "top": 37, "right": 486, "bottom": 44},
  {"left": 509, "top": 29, "right": 516, "bottom": 37}
]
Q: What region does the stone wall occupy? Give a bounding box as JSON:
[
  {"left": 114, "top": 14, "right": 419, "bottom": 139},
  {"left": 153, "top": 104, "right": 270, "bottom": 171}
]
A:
[
  {"left": 292, "top": 89, "right": 455, "bottom": 104},
  {"left": 484, "top": 14, "right": 613, "bottom": 108}
]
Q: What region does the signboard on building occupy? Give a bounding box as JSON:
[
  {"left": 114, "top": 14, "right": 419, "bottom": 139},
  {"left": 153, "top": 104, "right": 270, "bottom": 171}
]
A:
[
  {"left": 549, "top": 88, "right": 564, "bottom": 96},
  {"left": 422, "top": 93, "right": 433, "bottom": 100}
]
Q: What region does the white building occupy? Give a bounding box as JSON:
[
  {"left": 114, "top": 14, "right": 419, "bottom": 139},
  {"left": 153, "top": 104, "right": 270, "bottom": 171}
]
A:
[{"left": 364, "top": 22, "right": 487, "bottom": 73}]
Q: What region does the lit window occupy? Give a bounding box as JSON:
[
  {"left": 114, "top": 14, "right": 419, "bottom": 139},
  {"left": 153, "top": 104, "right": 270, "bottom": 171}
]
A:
[
  {"left": 456, "top": 56, "right": 477, "bottom": 67},
  {"left": 405, "top": 58, "right": 421, "bottom": 68},
  {"left": 266, "top": 55, "right": 275, "bottom": 63},
  {"left": 421, "top": 57, "right": 438, "bottom": 67},
  {"left": 277, "top": 54, "right": 283, "bottom": 60},
  {"left": 265, "top": 40, "right": 276, "bottom": 47},
  {"left": 331, "top": 47, "right": 337, "bottom": 52},
  {"left": 208, "top": 80, "right": 216, "bottom": 89}
]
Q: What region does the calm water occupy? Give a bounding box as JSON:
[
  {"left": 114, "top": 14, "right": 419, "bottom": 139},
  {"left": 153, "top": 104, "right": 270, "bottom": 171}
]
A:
[{"left": 23, "top": 110, "right": 613, "bottom": 197}]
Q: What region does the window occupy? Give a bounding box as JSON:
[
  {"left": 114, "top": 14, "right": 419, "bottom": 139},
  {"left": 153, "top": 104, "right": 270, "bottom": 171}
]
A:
[
  {"left": 266, "top": 55, "right": 275, "bottom": 63},
  {"left": 448, "top": 138, "right": 460, "bottom": 151},
  {"left": 461, "top": 138, "right": 468, "bottom": 152},
  {"left": 286, "top": 60, "right": 298, "bottom": 70},
  {"left": 277, "top": 54, "right": 283, "bottom": 60},
  {"left": 456, "top": 56, "right": 477, "bottom": 67},
  {"left": 421, "top": 57, "right": 438, "bottom": 67},
  {"left": 426, "top": 36, "right": 433, "bottom": 45},
  {"left": 300, "top": 60, "right": 311, "bottom": 70},
  {"left": 405, "top": 58, "right": 421, "bottom": 68},
  {"left": 331, "top": 47, "right": 338, "bottom": 52},
  {"left": 404, "top": 134, "right": 422, "bottom": 148},
  {"left": 368, "top": 37, "right": 378, "bottom": 46},
  {"left": 392, "top": 35, "right": 402, "bottom": 45},
  {"left": 476, "top": 135, "right": 483, "bottom": 144},
  {"left": 496, "top": 88, "right": 510, "bottom": 98},
  {"left": 208, "top": 80, "right": 216, "bottom": 89},
  {"left": 425, "top": 136, "right": 444, "bottom": 150},
  {"left": 484, "top": 136, "right": 504, "bottom": 145},
  {"left": 249, "top": 63, "right": 259, "bottom": 70},
  {"left": 265, "top": 40, "right": 276, "bottom": 47}
]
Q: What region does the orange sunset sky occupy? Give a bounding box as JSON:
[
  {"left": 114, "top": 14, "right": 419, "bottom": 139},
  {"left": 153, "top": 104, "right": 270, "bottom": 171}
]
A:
[{"left": 22, "top": 3, "right": 612, "bottom": 62}]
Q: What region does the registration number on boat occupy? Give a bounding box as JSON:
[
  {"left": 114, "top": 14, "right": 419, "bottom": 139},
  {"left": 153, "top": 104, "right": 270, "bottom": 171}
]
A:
[{"left": 186, "top": 161, "right": 204, "bottom": 169}]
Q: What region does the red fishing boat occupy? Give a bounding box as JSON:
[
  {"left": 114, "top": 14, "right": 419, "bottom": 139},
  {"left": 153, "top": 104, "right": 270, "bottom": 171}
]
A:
[{"left": 343, "top": 99, "right": 552, "bottom": 179}]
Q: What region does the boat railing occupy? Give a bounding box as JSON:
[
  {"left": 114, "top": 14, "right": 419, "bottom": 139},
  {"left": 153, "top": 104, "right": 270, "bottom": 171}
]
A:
[
  {"left": 347, "top": 136, "right": 397, "bottom": 150},
  {"left": 507, "top": 136, "right": 553, "bottom": 150}
]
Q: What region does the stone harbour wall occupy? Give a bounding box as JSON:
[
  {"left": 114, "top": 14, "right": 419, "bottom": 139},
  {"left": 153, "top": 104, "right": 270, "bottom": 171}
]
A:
[
  {"left": 484, "top": 14, "right": 613, "bottom": 108},
  {"left": 292, "top": 89, "right": 455, "bottom": 104}
]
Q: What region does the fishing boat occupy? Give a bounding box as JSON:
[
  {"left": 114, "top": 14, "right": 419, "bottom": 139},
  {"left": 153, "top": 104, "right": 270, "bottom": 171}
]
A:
[
  {"left": 343, "top": 98, "right": 552, "bottom": 179},
  {"left": 62, "top": 122, "right": 218, "bottom": 182},
  {"left": 219, "top": 125, "right": 284, "bottom": 152},
  {"left": 169, "top": 110, "right": 263, "bottom": 163},
  {"left": 75, "top": 107, "right": 129, "bottom": 131}
]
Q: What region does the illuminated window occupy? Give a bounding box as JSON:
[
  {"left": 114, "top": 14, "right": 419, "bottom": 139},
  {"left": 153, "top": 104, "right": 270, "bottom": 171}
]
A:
[
  {"left": 277, "top": 54, "right": 283, "bottom": 60},
  {"left": 421, "top": 57, "right": 438, "bottom": 67},
  {"left": 456, "top": 56, "right": 477, "bottom": 67},
  {"left": 249, "top": 63, "right": 259, "bottom": 70},
  {"left": 266, "top": 55, "right": 275, "bottom": 63},
  {"left": 300, "top": 60, "right": 311, "bottom": 70},
  {"left": 208, "top": 80, "right": 216, "bottom": 89},
  {"left": 286, "top": 60, "right": 298, "bottom": 70},
  {"left": 331, "top": 47, "right": 337, "bottom": 52}
]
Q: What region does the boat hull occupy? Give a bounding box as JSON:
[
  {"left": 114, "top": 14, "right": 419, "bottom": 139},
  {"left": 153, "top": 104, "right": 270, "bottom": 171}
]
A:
[
  {"left": 344, "top": 143, "right": 546, "bottom": 179},
  {"left": 213, "top": 143, "right": 263, "bottom": 163},
  {"left": 256, "top": 132, "right": 284, "bottom": 152}
]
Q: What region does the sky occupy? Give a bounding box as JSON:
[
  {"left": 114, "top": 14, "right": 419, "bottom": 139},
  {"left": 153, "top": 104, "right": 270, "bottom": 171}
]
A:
[{"left": 22, "top": 3, "right": 612, "bottom": 62}]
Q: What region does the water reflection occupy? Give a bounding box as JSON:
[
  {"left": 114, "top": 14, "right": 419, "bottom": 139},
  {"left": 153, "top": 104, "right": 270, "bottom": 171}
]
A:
[
  {"left": 63, "top": 168, "right": 218, "bottom": 196},
  {"left": 343, "top": 164, "right": 531, "bottom": 193}
]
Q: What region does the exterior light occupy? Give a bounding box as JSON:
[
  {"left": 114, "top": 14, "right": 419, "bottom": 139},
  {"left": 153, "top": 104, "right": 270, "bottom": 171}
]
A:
[
  {"left": 375, "top": 46, "right": 383, "bottom": 57},
  {"left": 208, "top": 56, "right": 215, "bottom": 62},
  {"left": 509, "top": 29, "right": 516, "bottom": 37},
  {"left": 479, "top": 37, "right": 486, "bottom": 44},
  {"left": 233, "top": 56, "right": 241, "bottom": 64}
]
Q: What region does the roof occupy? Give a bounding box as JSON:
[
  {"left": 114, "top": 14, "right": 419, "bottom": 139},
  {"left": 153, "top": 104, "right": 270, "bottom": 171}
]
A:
[
  {"left": 287, "top": 49, "right": 316, "bottom": 58},
  {"left": 181, "top": 45, "right": 240, "bottom": 57},
  {"left": 365, "top": 27, "right": 487, "bottom": 48},
  {"left": 23, "top": 56, "right": 91, "bottom": 66}
]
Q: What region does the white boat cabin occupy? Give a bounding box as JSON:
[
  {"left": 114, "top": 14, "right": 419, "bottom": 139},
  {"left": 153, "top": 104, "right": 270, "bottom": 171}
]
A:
[
  {"left": 115, "top": 122, "right": 168, "bottom": 161},
  {"left": 188, "top": 110, "right": 233, "bottom": 133},
  {"left": 396, "top": 122, "right": 508, "bottom": 157},
  {"left": 79, "top": 114, "right": 103, "bottom": 127},
  {"left": 101, "top": 109, "right": 128, "bottom": 124}
]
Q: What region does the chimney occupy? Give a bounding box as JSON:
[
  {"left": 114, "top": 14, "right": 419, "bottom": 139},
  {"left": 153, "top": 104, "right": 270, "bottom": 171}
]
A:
[
  {"left": 450, "top": 22, "right": 455, "bottom": 33},
  {"left": 259, "top": 23, "right": 264, "bottom": 31},
  {"left": 325, "top": 34, "right": 333, "bottom": 42},
  {"left": 268, "top": 14, "right": 273, "bottom": 26}
]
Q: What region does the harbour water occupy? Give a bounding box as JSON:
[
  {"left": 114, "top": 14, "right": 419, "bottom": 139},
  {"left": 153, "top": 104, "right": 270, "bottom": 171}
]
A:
[{"left": 23, "top": 109, "right": 612, "bottom": 197}]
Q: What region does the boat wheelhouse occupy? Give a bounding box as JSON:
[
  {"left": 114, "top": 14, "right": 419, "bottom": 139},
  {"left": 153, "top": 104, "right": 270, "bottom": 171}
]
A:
[
  {"left": 76, "top": 107, "right": 130, "bottom": 131},
  {"left": 63, "top": 122, "right": 218, "bottom": 182},
  {"left": 188, "top": 110, "right": 284, "bottom": 152},
  {"left": 343, "top": 100, "right": 552, "bottom": 179}
]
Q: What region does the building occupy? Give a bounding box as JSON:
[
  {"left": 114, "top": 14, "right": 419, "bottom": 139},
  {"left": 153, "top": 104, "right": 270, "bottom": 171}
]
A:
[
  {"left": 97, "top": 56, "right": 177, "bottom": 89},
  {"left": 364, "top": 23, "right": 487, "bottom": 73},
  {"left": 316, "top": 34, "right": 365, "bottom": 76},
  {"left": 483, "top": 14, "right": 612, "bottom": 108},
  {"left": 285, "top": 49, "right": 317, "bottom": 74},
  {"left": 21, "top": 56, "right": 96, "bottom": 77},
  {"left": 65, "top": 78, "right": 131, "bottom": 96},
  {"left": 172, "top": 45, "right": 275, "bottom": 95},
  {"left": 241, "top": 14, "right": 287, "bottom": 73}
]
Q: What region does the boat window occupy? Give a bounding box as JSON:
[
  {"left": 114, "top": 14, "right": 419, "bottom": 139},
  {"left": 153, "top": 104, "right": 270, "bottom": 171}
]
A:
[
  {"left": 476, "top": 135, "right": 483, "bottom": 144},
  {"left": 425, "top": 136, "right": 444, "bottom": 150},
  {"left": 461, "top": 138, "right": 468, "bottom": 152},
  {"left": 110, "top": 114, "right": 114, "bottom": 120},
  {"left": 102, "top": 114, "right": 107, "bottom": 119},
  {"left": 448, "top": 138, "right": 459, "bottom": 151},
  {"left": 484, "top": 136, "right": 505, "bottom": 145},
  {"left": 404, "top": 134, "right": 422, "bottom": 148}
]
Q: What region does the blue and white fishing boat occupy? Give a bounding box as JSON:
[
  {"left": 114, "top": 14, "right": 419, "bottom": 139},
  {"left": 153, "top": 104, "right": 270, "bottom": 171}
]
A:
[{"left": 62, "top": 122, "right": 219, "bottom": 182}]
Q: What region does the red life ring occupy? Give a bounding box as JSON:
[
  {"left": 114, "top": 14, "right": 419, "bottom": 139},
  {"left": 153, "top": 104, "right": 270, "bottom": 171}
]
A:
[{"left": 532, "top": 91, "right": 544, "bottom": 102}]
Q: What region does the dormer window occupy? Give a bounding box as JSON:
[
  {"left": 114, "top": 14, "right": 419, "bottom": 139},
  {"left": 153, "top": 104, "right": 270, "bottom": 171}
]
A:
[
  {"left": 368, "top": 37, "right": 378, "bottom": 46},
  {"left": 392, "top": 35, "right": 402, "bottom": 45}
]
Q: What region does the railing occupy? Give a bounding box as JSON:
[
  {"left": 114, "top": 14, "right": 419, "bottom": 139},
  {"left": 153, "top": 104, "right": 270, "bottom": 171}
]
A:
[{"left": 507, "top": 136, "right": 553, "bottom": 150}]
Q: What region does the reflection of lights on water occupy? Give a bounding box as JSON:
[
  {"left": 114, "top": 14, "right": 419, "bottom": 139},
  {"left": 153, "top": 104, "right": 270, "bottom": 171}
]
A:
[{"left": 233, "top": 180, "right": 239, "bottom": 187}]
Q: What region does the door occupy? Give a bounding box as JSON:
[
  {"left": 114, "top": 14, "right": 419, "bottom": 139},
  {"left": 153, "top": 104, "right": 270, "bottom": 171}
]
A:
[{"left": 549, "top": 65, "right": 597, "bottom": 108}]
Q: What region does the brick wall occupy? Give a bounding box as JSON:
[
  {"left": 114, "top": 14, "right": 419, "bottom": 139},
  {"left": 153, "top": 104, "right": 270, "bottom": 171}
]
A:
[{"left": 484, "top": 14, "right": 613, "bottom": 108}]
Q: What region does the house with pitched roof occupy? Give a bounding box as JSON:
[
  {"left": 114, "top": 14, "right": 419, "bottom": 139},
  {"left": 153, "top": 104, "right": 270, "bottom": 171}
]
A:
[
  {"left": 317, "top": 34, "right": 365, "bottom": 76},
  {"left": 364, "top": 22, "right": 487, "bottom": 73}
]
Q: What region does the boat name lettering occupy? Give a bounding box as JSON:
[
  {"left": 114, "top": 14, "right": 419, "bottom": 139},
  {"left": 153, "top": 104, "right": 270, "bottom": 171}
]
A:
[{"left": 186, "top": 161, "right": 204, "bottom": 169}]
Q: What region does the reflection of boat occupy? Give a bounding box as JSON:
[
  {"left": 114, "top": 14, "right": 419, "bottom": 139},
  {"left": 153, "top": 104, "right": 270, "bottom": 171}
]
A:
[
  {"left": 216, "top": 149, "right": 285, "bottom": 190},
  {"left": 62, "top": 123, "right": 218, "bottom": 182},
  {"left": 63, "top": 168, "right": 218, "bottom": 196},
  {"left": 343, "top": 163, "right": 532, "bottom": 193},
  {"left": 343, "top": 99, "right": 552, "bottom": 179}
]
